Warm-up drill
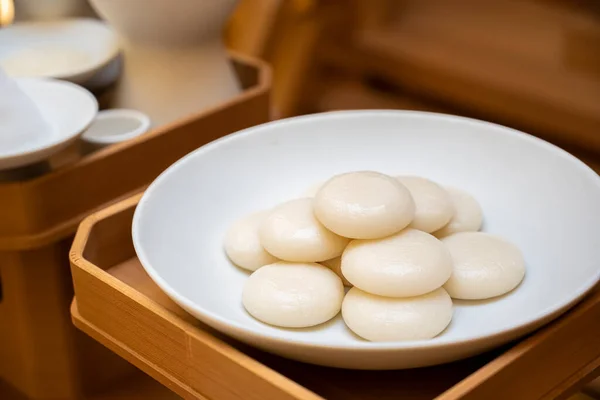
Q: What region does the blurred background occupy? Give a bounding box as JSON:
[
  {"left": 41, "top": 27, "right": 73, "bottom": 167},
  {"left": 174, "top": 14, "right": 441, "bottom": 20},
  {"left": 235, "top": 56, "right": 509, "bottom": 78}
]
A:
[
  {"left": 226, "top": 0, "right": 600, "bottom": 168},
  {"left": 2, "top": 0, "right": 599, "bottom": 161}
]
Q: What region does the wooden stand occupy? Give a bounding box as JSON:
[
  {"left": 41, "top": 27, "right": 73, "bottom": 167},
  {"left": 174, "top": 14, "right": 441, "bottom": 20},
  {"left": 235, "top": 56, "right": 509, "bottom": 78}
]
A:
[
  {"left": 0, "top": 54, "right": 271, "bottom": 400},
  {"left": 70, "top": 194, "right": 600, "bottom": 400}
]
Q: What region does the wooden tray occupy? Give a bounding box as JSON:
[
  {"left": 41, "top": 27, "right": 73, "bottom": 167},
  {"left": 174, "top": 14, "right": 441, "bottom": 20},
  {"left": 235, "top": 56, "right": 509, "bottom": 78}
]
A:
[
  {"left": 0, "top": 53, "right": 270, "bottom": 251},
  {"left": 0, "top": 54, "right": 271, "bottom": 400},
  {"left": 70, "top": 194, "right": 600, "bottom": 400}
]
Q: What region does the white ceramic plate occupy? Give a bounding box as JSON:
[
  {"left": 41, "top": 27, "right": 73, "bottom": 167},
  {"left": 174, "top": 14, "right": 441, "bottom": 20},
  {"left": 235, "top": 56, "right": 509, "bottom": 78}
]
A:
[
  {"left": 0, "top": 18, "right": 120, "bottom": 87},
  {"left": 132, "top": 111, "right": 600, "bottom": 369},
  {"left": 0, "top": 78, "right": 97, "bottom": 170}
]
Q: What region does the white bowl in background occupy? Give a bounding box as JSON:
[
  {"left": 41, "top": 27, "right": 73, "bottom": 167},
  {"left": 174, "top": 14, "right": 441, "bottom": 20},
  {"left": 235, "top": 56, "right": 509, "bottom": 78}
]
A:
[
  {"left": 0, "top": 18, "right": 120, "bottom": 88},
  {"left": 0, "top": 78, "right": 97, "bottom": 170},
  {"left": 81, "top": 109, "right": 151, "bottom": 148},
  {"left": 132, "top": 110, "right": 600, "bottom": 369}
]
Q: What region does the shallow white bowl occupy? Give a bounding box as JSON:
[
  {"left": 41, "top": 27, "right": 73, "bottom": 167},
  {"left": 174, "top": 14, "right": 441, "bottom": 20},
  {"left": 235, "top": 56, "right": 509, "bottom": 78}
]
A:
[
  {"left": 132, "top": 111, "right": 600, "bottom": 369},
  {"left": 0, "top": 18, "right": 120, "bottom": 87},
  {"left": 0, "top": 78, "right": 98, "bottom": 170}
]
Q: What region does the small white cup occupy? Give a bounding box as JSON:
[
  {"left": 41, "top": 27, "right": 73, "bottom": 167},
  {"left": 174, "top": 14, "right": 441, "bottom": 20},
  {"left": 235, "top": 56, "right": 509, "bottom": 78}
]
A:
[{"left": 81, "top": 108, "right": 151, "bottom": 152}]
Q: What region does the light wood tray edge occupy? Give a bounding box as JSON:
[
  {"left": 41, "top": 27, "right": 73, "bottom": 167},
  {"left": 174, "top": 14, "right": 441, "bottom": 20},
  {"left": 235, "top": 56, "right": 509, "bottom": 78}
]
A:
[
  {"left": 69, "top": 195, "right": 321, "bottom": 400},
  {"left": 70, "top": 195, "right": 600, "bottom": 400},
  {"left": 70, "top": 299, "right": 201, "bottom": 399}
]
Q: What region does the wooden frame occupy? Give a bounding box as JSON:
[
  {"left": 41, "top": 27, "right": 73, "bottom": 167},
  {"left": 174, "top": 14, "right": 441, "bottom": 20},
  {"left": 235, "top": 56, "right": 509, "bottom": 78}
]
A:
[{"left": 70, "top": 194, "right": 600, "bottom": 400}]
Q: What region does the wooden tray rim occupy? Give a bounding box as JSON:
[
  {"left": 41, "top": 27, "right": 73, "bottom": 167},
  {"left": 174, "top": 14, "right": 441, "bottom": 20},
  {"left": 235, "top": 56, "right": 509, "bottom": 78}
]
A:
[
  {"left": 0, "top": 52, "right": 271, "bottom": 251},
  {"left": 70, "top": 195, "right": 600, "bottom": 400},
  {"left": 70, "top": 193, "right": 320, "bottom": 400}
]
